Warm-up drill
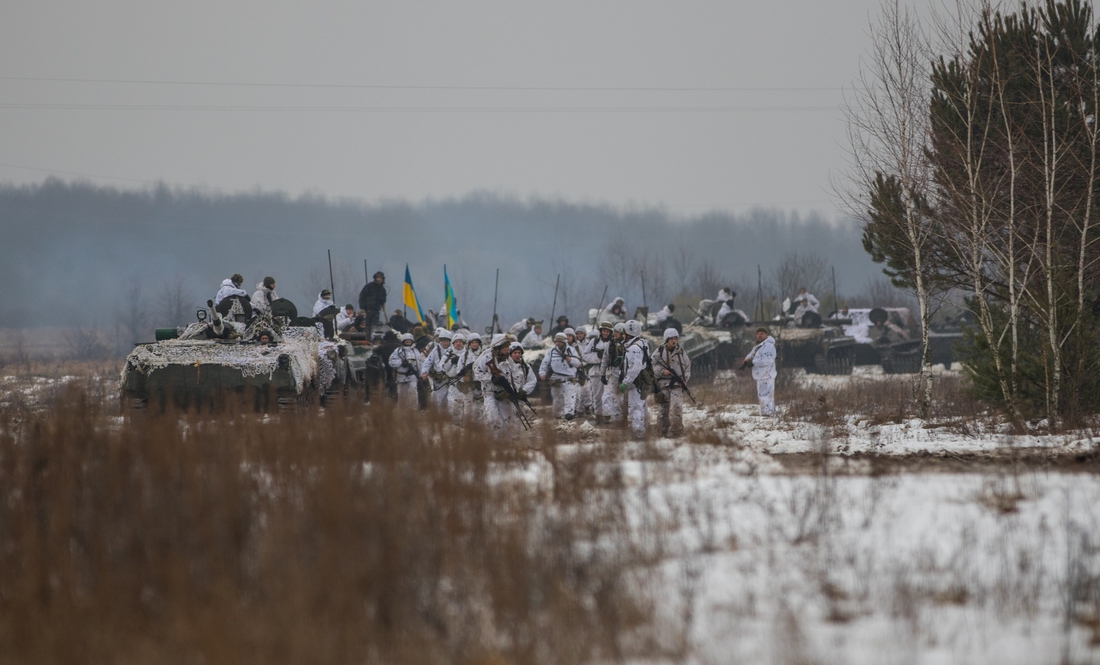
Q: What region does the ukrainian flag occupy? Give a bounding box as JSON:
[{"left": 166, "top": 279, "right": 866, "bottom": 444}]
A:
[
  {"left": 444, "top": 265, "right": 458, "bottom": 329},
  {"left": 403, "top": 264, "right": 425, "bottom": 323}
]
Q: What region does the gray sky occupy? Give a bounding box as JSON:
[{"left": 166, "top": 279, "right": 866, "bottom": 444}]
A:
[{"left": 1, "top": 1, "right": 886, "bottom": 215}]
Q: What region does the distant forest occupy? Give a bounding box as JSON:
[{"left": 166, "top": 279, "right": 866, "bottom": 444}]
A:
[{"left": 1, "top": 178, "right": 889, "bottom": 340}]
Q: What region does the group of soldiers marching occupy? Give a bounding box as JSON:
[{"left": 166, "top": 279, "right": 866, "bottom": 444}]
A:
[
  {"left": 209, "top": 273, "right": 782, "bottom": 434},
  {"left": 384, "top": 319, "right": 692, "bottom": 439}
]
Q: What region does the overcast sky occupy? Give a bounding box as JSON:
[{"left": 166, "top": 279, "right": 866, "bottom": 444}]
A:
[{"left": 1, "top": 1, "right": 890, "bottom": 216}]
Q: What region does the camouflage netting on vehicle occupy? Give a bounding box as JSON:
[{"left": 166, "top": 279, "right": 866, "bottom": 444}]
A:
[
  {"left": 122, "top": 327, "right": 324, "bottom": 394},
  {"left": 317, "top": 340, "right": 339, "bottom": 389}
]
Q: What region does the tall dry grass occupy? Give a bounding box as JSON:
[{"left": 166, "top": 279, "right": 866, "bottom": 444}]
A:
[
  {"left": 701, "top": 369, "right": 990, "bottom": 428},
  {"left": 0, "top": 388, "right": 659, "bottom": 665}
]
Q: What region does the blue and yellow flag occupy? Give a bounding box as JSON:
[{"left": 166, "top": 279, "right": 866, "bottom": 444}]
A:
[
  {"left": 444, "top": 265, "right": 458, "bottom": 329},
  {"left": 403, "top": 264, "right": 425, "bottom": 323}
]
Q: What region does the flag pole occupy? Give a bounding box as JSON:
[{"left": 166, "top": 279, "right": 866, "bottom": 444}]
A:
[
  {"left": 327, "top": 250, "right": 336, "bottom": 302},
  {"left": 491, "top": 268, "right": 500, "bottom": 334}
]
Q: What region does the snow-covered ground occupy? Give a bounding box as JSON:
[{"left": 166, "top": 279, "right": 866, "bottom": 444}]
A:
[
  {"left": 8, "top": 363, "right": 1100, "bottom": 663},
  {"left": 617, "top": 463, "right": 1100, "bottom": 664},
  {"left": 543, "top": 367, "right": 1100, "bottom": 664}
]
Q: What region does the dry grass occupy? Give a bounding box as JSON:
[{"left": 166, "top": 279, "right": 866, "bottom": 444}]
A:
[
  {"left": 0, "top": 387, "right": 663, "bottom": 665},
  {"left": 702, "top": 368, "right": 990, "bottom": 429}
]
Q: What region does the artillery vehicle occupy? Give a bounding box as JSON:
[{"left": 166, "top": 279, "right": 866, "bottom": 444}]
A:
[
  {"left": 120, "top": 304, "right": 358, "bottom": 411},
  {"left": 686, "top": 299, "right": 857, "bottom": 375},
  {"left": 827, "top": 307, "right": 923, "bottom": 374}
]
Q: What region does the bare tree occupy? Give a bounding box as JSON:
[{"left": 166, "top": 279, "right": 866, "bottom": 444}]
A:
[
  {"left": 64, "top": 324, "right": 111, "bottom": 360},
  {"left": 672, "top": 232, "right": 695, "bottom": 298},
  {"left": 598, "top": 240, "right": 633, "bottom": 303},
  {"left": 633, "top": 249, "right": 669, "bottom": 313},
  {"left": 772, "top": 252, "right": 828, "bottom": 306},
  {"left": 840, "top": 0, "right": 938, "bottom": 414},
  {"left": 115, "top": 277, "right": 150, "bottom": 351},
  {"left": 158, "top": 276, "right": 195, "bottom": 328},
  {"left": 692, "top": 259, "right": 727, "bottom": 304}
]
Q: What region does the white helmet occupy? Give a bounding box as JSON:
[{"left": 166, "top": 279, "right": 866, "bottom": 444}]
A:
[
  {"left": 625, "top": 320, "right": 643, "bottom": 337},
  {"left": 663, "top": 328, "right": 679, "bottom": 341},
  {"left": 554, "top": 332, "right": 567, "bottom": 342},
  {"left": 563, "top": 327, "right": 575, "bottom": 337},
  {"left": 452, "top": 332, "right": 467, "bottom": 344},
  {"left": 575, "top": 327, "right": 587, "bottom": 337},
  {"left": 510, "top": 342, "right": 524, "bottom": 353},
  {"left": 467, "top": 332, "right": 482, "bottom": 343},
  {"left": 491, "top": 333, "right": 510, "bottom": 349},
  {"left": 438, "top": 329, "right": 453, "bottom": 341},
  {"left": 613, "top": 322, "right": 626, "bottom": 333},
  {"left": 400, "top": 333, "right": 414, "bottom": 343}
]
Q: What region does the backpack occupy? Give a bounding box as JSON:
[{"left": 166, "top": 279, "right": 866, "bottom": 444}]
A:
[{"left": 631, "top": 340, "right": 657, "bottom": 394}]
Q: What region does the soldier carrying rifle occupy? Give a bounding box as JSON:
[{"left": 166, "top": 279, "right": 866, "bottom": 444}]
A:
[
  {"left": 653, "top": 328, "right": 692, "bottom": 437},
  {"left": 388, "top": 333, "right": 422, "bottom": 409}
]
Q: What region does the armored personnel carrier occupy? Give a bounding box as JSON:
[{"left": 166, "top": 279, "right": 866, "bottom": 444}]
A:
[
  {"left": 120, "top": 305, "right": 357, "bottom": 411},
  {"left": 829, "top": 307, "right": 923, "bottom": 374},
  {"left": 685, "top": 298, "right": 857, "bottom": 375}
]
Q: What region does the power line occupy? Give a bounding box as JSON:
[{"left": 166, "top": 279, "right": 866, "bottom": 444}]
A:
[
  {"left": 0, "top": 161, "right": 830, "bottom": 210},
  {"left": 0, "top": 75, "right": 851, "bottom": 93},
  {"left": 0, "top": 102, "right": 839, "bottom": 113}
]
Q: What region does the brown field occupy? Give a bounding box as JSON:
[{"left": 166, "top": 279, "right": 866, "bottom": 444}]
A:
[{"left": 0, "top": 374, "right": 681, "bottom": 665}]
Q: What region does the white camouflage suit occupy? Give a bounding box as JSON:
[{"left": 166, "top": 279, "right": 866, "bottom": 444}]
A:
[
  {"left": 654, "top": 340, "right": 691, "bottom": 437},
  {"left": 464, "top": 340, "right": 485, "bottom": 422},
  {"left": 585, "top": 329, "right": 613, "bottom": 417},
  {"left": 443, "top": 344, "right": 473, "bottom": 420},
  {"left": 571, "top": 334, "right": 594, "bottom": 413},
  {"left": 474, "top": 345, "right": 516, "bottom": 431},
  {"left": 420, "top": 338, "right": 452, "bottom": 410},
  {"left": 508, "top": 344, "right": 538, "bottom": 404},
  {"left": 745, "top": 335, "right": 778, "bottom": 415},
  {"left": 539, "top": 342, "right": 582, "bottom": 419},
  {"left": 388, "top": 343, "right": 422, "bottom": 409},
  {"left": 600, "top": 334, "right": 626, "bottom": 422},
  {"left": 619, "top": 336, "right": 650, "bottom": 437}
]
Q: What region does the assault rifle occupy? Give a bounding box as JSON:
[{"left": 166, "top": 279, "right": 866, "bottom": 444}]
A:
[
  {"left": 433, "top": 362, "right": 472, "bottom": 392},
  {"left": 511, "top": 393, "right": 536, "bottom": 430},
  {"left": 489, "top": 366, "right": 535, "bottom": 431},
  {"left": 654, "top": 358, "right": 697, "bottom": 405}
]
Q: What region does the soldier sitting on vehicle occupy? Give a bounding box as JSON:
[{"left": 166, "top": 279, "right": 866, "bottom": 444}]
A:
[
  {"left": 792, "top": 298, "right": 822, "bottom": 327},
  {"left": 312, "top": 290, "right": 339, "bottom": 338},
  {"left": 251, "top": 276, "right": 279, "bottom": 317},
  {"left": 213, "top": 274, "right": 253, "bottom": 321},
  {"left": 716, "top": 297, "right": 747, "bottom": 328},
  {"left": 794, "top": 288, "right": 820, "bottom": 311},
  {"left": 509, "top": 317, "right": 540, "bottom": 342},
  {"left": 336, "top": 304, "right": 357, "bottom": 332},
  {"left": 547, "top": 315, "right": 570, "bottom": 338},
  {"left": 521, "top": 322, "right": 545, "bottom": 349}
]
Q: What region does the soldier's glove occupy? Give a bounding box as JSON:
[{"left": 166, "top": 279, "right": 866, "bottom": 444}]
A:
[
  {"left": 449, "top": 356, "right": 460, "bottom": 365},
  {"left": 618, "top": 382, "right": 629, "bottom": 393},
  {"left": 516, "top": 389, "right": 527, "bottom": 399},
  {"left": 601, "top": 376, "right": 608, "bottom": 385},
  {"left": 491, "top": 375, "right": 509, "bottom": 389}
]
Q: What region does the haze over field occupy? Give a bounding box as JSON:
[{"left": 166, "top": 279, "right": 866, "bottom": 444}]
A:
[
  {"left": 0, "top": 1, "right": 900, "bottom": 335},
  {"left": 0, "top": 180, "right": 881, "bottom": 331}
]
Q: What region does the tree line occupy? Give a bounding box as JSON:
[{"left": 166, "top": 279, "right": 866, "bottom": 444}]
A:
[{"left": 847, "top": 0, "right": 1100, "bottom": 424}]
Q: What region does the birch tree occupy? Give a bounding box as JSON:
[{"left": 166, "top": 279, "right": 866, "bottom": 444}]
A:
[{"left": 842, "top": 0, "right": 940, "bottom": 414}]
